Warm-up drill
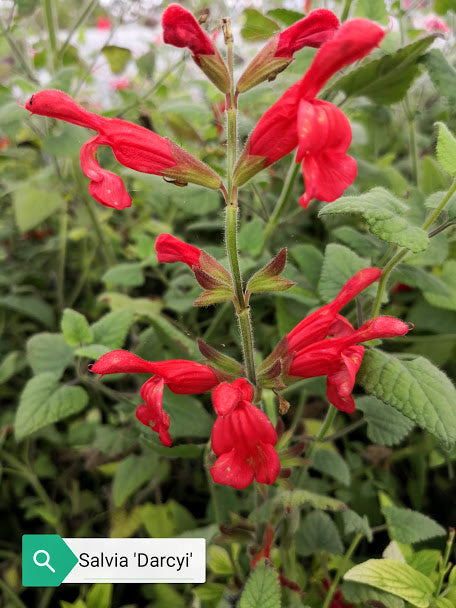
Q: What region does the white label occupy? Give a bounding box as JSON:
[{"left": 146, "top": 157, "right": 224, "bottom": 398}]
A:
[{"left": 62, "top": 538, "right": 206, "bottom": 583}]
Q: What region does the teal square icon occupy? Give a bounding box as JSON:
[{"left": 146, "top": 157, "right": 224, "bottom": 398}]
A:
[{"left": 22, "top": 535, "right": 78, "bottom": 587}]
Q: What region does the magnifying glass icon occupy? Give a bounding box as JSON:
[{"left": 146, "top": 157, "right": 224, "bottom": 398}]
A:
[{"left": 33, "top": 550, "right": 55, "bottom": 573}]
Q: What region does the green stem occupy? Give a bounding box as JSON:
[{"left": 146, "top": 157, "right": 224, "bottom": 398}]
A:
[
  {"left": 404, "top": 98, "right": 419, "bottom": 186},
  {"left": 306, "top": 405, "right": 338, "bottom": 461},
  {"left": 264, "top": 156, "right": 300, "bottom": 241},
  {"left": 341, "top": 0, "right": 354, "bottom": 21},
  {"left": 322, "top": 532, "right": 363, "bottom": 608},
  {"left": 435, "top": 528, "right": 455, "bottom": 597},
  {"left": 205, "top": 441, "right": 222, "bottom": 525},
  {"left": 225, "top": 205, "right": 257, "bottom": 386},
  {"left": 42, "top": 0, "right": 58, "bottom": 70},
  {"left": 423, "top": 178, "right": 456, "bottom": 230},
  {"left": 59, "top": 0, "right": 98, "bottom": 58},
  {"left": 57, "top": 201, "right": 68, "bottom": 312}
]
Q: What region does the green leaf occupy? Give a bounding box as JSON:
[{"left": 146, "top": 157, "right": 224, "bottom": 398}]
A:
[
  {"left": 433, "top": 598, "right": 454, "bottom": 608},
  {"left": 423, "top": 260, "right": 456, "bottom": 311},
  {"left": 137, "top": 49, "right": 155, "bottom": 78},
  {"left": 421, "top": 49, "right": 456, "bottom": 104},
  {"left": 344, "top": 559, "right": 435, "bottom": 607},
  {"left": 112, "top": 454, "right": 159, "bottom": 507},
  {"left": 392, "top": 265, "right": 451, "bottom": 296},
  {"left": 75, "top": 344, "right": 111, "bottom": 359},
  {"left": 382, "top": 505, "right": 446, "bottom": 544},
  {"left": 436, "top": 122, "right": 456, "bottom": 176},
  {"left": 355, "top": 0, "right": 388, "bottom": 24},
  {"left": 273, "top": 489, "right": 347, "bottom": 512},
  {"left": 341, "top": 581, "right": 405, "bottom": 608},
  {"left": 164, "top": 394, "right": 213, "bottom": 439},
  {"left": 434, "top": 0, "right": 456, "bottom": 15},
  {"left": 319, "top": 188, "right": 429, "bottom": 253},
  {"left": 0, "top": 351, "right": 22, "bottom": 384},
  {"left": 331, "top": 35, "right": 436, "bottom": 104},
  {"left": 102, "top": 263, "right": 144, "bottom": 287},
  {"left": 241, "top": 9, "right": 280, "bottom": 41},
  {"left": 99, "top": 292, "right": 162, "bottom": 317},
  {"left": 15, "top": 373, "right": 89, "bottom": 440},
  {"left": 238, "top": 217, "right": 266, "bottom": 257},
  {"left": 425, "top": 190, "right": 456, "bottom": 222},
  {"left": 102, "top": 45, "right": 131, "bottom": 73},
  {"left": 208, "top": 545, "right": 233, "bottom": 576},
  {"left": 91, "top": 309, "right": 135, "bottom": 350},
  {"left": 312, "top": 450, "right": 351, "bottom": 486},
  {"left": 239, "top": 559, "right": 281, "bottom": 608},
  {"left": 27, "top": 333, "right": 75, "bottom": 379},
  {"left": 341, "top": 510, "right": 373, "bottom": 542},
  {"left": 141, "top": 435, "right": 204, "bottom": 459},
  {"left": 193, "top": 583, "right": 225, "bottom": 603},
  {"left": 356, "top": 396, "right": 414, "bottom": 447},
  {"left": 15, "top": 0, "right": 38, "bottom": 16},
  {"left": 139, "top": 503, "right": 175, "bottom": 539},
  {"left": 357, "top": 350, "right": 456, "bottom": 448},
  {"left": 144, "top": 313, "right": 201, "bottom": 359},
  {"left": 86, "top": 583, "right": 113, "bottom": 608},
  {"left": 61, "top": 309, "right": 93, "bottom": 346},
  {"left": 318, "top": 243, "right": 372, "bottom": 303},
  {"left": 408, "top": 550, "right": 441, "bottom": 577},
  {"left": 0, "top": 294, "right": 54, "bottom": 327},
  {"left": 296, "top": 511, "right": 344, "bottom": 556},
  {"left": 267, "top": 8, "right": 303, "bottom": 26},
  {"left": 13, "top": 185, "right": 62, "bottom": 233}
]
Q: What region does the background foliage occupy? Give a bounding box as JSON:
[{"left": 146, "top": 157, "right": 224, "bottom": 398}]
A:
[{"left": 1, "top": 0, "right": 456, "bottom": 607}]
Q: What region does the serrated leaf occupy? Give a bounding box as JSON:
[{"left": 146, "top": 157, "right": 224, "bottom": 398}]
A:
[
  {"left": 296, "top": 511, "right": 344, "bottom": 556},
  {"left": 0, "top": 294, "right": 54, "bottom": 327},
  {"left": 15, "top": 373, "right": 88, "bottom": 440},
  {"left": 356, "top": 396, "right": 414, "bottom": 447},
  {"left": 319, "top": 189, "right": 429, "bottom": 253},
  {"left": 330, "top": 35, "right": 436, "bottom": 104},
  {"left": 312, "top": 450, "right": 351, "bottom": 486},
  {"left": 102, "top": 263, "right": 144, "bottom": 287},
  {"left": 436, "top": 122, "right": 456, "bottom": 176},
  {"left": 13, "top": 185, "right": 62, "bottom": 232},
  {"left": 355, "top": 0, "right": 388, "bottom": 24},
  {"left": 241, "top": 9, "right": 280, "bottom": 41},
  {"left": 26, "top": 333, "right": 75, "bottom": 379},
  {"left": 112, "top": 454, "right": 159, "bottom": 507},
  {"left": 382, "top": 505, "right": 446, "bottom": 544},
  {"left": 61, "top": 309, "right": 93, "bottom": 346},
  {"left": 341, "top": 581, "right": 405, "bottom": 608},
  {"left": 102, "top": 45, "right": 131, "bottom": 73},
  {"left": 318, "top": 243, "right": 372, "bottom": 303},
  {"left": 358, "top": 350, "right": 456, "bottom": 448},
  {"left": 91, "top": 309, "right": 135, "bottom": 350},
  {"left": 421, "top": 49, "right": 456, "bottom": 104},
  {"left": 239, "top": 559, "right": 281, "bottom": 608},
  {"left": 344, "top": 559, "right": 435, "bottom": 607},
  {"left": 342, "top": 510, "right": 373, "bottom": 542}
]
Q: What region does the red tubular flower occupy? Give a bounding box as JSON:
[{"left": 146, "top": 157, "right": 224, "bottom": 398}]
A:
[
  {"left": 162, "top": 5, "right": 230, "bottom": 93},
  {"left": 236, "top": 9, "right": 340, "bottom": 93},
  {"left": 233, "top": 19, "right": 385, "bottom": 205},
  {"left": 210, "top": 379, "right": 280, "bottom": 489},
  {"left": 155, "top": 233, "right": 201, "bottom": 268},
  {"left": 22, "top": 90, "right": 222, "bottom": 209},
  {"left": 90, "top": 350, "right": 220, "bottom": 446},
  {"left": 262, "top": 269, "right": 411, "bottom": 413}
]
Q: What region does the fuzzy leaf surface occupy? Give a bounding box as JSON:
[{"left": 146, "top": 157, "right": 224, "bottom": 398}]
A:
[{"left": 239, "top": 559, "right": 281, "bottom": 608}]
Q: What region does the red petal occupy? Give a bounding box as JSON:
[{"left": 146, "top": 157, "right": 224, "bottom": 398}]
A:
[
  {"left": 137, "top": 377, "right": 172, "bottom": 446},
  {"left": 210, "top": 449, "right": 255, "bottom": 489},
  {"left": 162, "top": 4, "right": 215, "bottom": 56},
  {"left": 252, "top": 443, "right": 280, "bottom": 485},
  {"left": 275, "top": 9, "right": 340, "bottom": 57},
  {"left": 325, "top": 345, "right": 364, "bottom": 413},
  {"left": 299, "top": 150, "right": 357, "bottom": 208},
  {"left": 90, "top": 350, "right": 156, "bottom": 376},
  {"left": 212, "top": 381, "right": 242, "bottom": 416},
  {"left": 155, "top": 233, "right": 201, "bottom": 268},
  {"left": 80, "top": 136, "right": 132, "bottom": 209},
  {"left": 150, "top": 360, "right": 219, "bottom": 394},
  {"left": 24, "top": 89, "right": 104, "bottom": 130},
  {"left": 298, "top": 19, "right": 385, "bottom": 98}
]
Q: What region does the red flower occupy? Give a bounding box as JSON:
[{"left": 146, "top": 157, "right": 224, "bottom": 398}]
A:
[
  {"left": 162, "top": 5, "right": 230, "bottom": 93},
  {"left": 210, "top": 379, "right": 280, "bottom": 489},
  {"left": 96, "top": 16, "right": 112, "bottom": 31},
  {"left": 155, "top": 233, "right": 201, "bottom": 268},
  {"left": 22, "top": 90, "right": 222, "bottom": 209},
  {"left": 263, "top": 269, "right": 411, "bottom": 413},
  {"left": 236, "top": 9, "right": 340, "bottom": 93},
  {"left": 90, "top": 350, "right": 220, "bottom": 446},
  {"left": 233, "top": 19, "right": 384, "bottom": 206}
]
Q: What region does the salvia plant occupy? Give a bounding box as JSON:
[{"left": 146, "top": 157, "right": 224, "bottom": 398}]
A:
[{"left": 2, "top": 1, "right": 456, "bottom": 607}]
